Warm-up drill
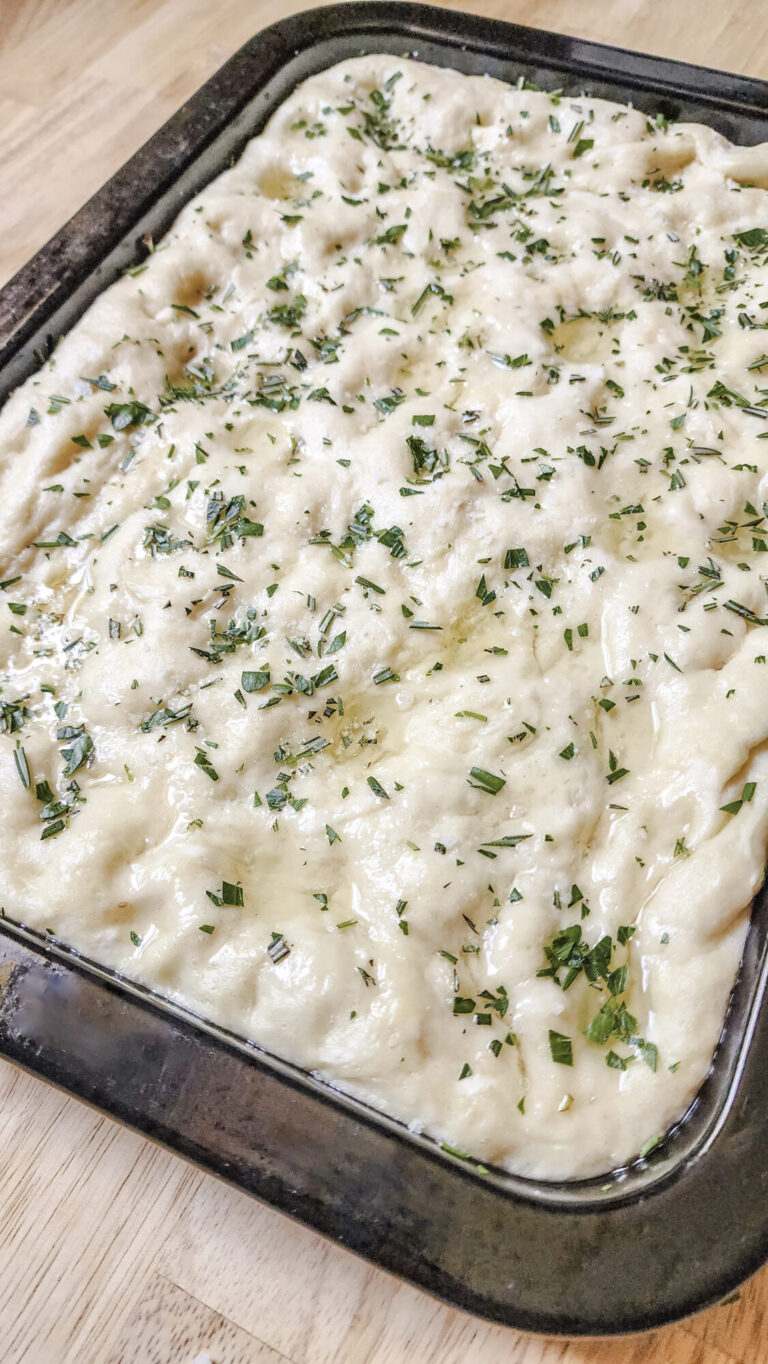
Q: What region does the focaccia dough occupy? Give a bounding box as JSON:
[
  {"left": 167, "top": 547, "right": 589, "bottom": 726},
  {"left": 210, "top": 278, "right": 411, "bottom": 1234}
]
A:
[{"left": 2, "top": 56, "right": 768, "bottom": 1177}]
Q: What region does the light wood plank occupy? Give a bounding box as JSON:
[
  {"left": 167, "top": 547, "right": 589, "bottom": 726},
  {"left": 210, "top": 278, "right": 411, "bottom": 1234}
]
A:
[
  {"left": 0, "top": 0, "right": 330, "bottom": 287},
  {"left": 0, "top": 1063, "right": 202, "bottom": 1363},
  {"left": 680, "top": 1264, "right": 768, "bottom": 1360},
  {"left": 106, "top": 1274, "right": 292, "bottom": 1364}
]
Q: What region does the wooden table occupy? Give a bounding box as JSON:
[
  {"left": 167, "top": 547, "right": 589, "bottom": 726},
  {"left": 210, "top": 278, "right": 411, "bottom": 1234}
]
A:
[{"left": 3, "top": 2, "right": 768, "bottom": 1360}]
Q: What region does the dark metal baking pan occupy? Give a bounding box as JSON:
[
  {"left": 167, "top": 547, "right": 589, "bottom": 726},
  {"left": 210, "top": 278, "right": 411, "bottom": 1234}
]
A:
[{"left": 2, "top": 2, "right": 768, "bottom": 1335}]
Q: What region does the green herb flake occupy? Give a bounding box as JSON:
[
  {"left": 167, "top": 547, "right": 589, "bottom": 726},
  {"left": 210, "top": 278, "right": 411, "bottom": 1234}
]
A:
[
  {"left": 548, "top": 1030, "right": 574, "bottom": 1066},
  {"left": 241, "top": 669, "right": 270, "bottom": 693},
  {"left": 13, "top": 743, "right": 30, "bottom": 789},
  {"left": 467, "top": 767, "right": 506, "bottom": 795}
]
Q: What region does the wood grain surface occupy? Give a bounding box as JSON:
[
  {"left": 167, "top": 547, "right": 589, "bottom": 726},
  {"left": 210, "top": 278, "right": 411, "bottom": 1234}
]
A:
[{"left": 2, "top": 2, "right": 768, "bottom": 1360}]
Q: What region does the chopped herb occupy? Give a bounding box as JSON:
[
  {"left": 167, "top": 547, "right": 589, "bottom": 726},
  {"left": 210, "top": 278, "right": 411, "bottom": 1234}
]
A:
[
  {"left": 267, "top": 932, "right": 290, "bottom": 964},
  {"left": 241, "top": 670, "right": 270, "bottom": 693},
  {"left": 453, "top": 996, "right": 476, "bottom": 1015},
  {"left": 467, "top": 767, "right": 506, "bottom": 795},
  {"left": 194, "top": 748, "right": 219, "bottom": 781},
  {"left": 58, "top": 725, "right": 94, "bottom": 778},
  {"left": 206, "top": 880, "right": 244, "bottom": 907},
  {"left": 105, "top": 400, "right": 156, "bottom": 430},
  {"left": 549, "top": 1030, "right": 573, "bottom": 1065},
  {"left": 13, "top": 743, "right": 30, "bottom": 789}
]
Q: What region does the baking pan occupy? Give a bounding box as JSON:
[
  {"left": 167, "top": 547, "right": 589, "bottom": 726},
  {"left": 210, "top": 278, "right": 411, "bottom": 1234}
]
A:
[{"left": 2, "top": 2, "right": 768, "bottom": 1335}]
